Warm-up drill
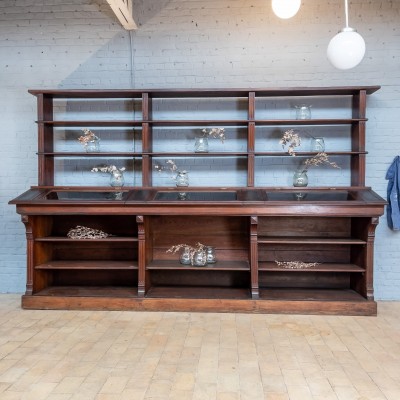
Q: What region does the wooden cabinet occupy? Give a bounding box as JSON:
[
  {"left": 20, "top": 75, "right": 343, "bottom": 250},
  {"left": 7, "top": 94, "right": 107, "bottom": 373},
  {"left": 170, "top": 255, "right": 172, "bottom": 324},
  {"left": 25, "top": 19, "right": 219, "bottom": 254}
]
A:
[{"left": 10, "top": 87, "right": 386, "bottom": 315}]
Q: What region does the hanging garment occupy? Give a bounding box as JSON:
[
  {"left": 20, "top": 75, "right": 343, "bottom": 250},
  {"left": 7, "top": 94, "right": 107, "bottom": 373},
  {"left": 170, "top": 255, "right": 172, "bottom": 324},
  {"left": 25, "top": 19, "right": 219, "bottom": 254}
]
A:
[{"left": 386, "top": 156, "right": 400, "bottom": 230}]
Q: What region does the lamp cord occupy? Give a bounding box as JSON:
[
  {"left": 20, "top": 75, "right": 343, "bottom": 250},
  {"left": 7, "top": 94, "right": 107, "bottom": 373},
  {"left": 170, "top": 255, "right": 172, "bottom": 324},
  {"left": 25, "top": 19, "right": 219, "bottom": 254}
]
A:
[{"left": 344, "top": 0, "right": 349, "bottom": 27}]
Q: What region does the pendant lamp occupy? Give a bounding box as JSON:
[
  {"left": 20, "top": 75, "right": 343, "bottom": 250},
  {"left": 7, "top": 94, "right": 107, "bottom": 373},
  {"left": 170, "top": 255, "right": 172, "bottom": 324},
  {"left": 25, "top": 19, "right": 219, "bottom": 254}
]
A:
[
  {"left": 327, "top": 0, "right": 365, "bottom": 70},
  {"left": 272, "top": 0, "right": 301, "bottom": 19}
]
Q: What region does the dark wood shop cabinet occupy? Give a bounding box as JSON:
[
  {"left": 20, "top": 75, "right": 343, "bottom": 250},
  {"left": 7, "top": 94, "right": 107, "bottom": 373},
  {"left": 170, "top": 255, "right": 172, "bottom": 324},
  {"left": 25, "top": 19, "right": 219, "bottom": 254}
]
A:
[{"left": 10, "top": 87, "right": 386, "bottom": 315}]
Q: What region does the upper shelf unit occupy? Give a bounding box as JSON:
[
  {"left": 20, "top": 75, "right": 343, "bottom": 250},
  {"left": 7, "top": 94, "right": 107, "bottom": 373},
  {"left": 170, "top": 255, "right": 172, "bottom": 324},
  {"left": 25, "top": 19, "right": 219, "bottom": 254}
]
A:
[{"left": 29, "top": 86, "right": 380, "bottom": 188}]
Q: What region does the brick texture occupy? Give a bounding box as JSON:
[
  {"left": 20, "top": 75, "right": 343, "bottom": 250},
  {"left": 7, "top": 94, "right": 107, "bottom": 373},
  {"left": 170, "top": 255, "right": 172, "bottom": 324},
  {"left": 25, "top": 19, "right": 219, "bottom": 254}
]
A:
[{"left": 0, "top": 0, "right": 399, "bottom": 298}]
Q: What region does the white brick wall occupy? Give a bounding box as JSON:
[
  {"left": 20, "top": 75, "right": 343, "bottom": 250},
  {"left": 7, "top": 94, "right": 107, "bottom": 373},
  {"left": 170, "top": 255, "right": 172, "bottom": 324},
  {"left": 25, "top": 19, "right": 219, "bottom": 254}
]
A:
[{"left": 1, "top": 0, "right": 399, "bottom": 299}]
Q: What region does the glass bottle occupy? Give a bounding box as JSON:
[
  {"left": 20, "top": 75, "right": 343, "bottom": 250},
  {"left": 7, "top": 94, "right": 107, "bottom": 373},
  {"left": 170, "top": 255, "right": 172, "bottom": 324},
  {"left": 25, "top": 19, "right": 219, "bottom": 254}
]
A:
[
  {"left": 175, "top": 171, "right": 189, "bottom": 187},
  {"left": 295, "top": 104, "right": 312, "bottom": 120},
  {"left": 179, "top": 247, "right": 191, "bottom": 265},
  {"left": 85, "top": 136, "right": 100, "bottom": 152},
  {"left": 192, "top": 250, "right": 207, "bottom": 266},
  {"left": 206, "top": 246, "right": 217, "bottom": 264},
  {"left": 110, "top": 170, "right": 125, "bottom": 188},
  {"left": 194, "top": 137, "right": 209, "bottom": 152},
  {"left": 293, "top": 170, "right": 308, "bottom": 187},
  {"left": 310, "top": 137, "right": 325, "bottom": 152}
]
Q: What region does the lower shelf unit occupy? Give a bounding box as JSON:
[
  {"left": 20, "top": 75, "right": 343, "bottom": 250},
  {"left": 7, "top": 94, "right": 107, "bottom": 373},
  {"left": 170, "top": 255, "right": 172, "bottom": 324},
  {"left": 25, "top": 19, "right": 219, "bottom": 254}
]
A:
[{"left": 11, "top": 187, "right": 386, "bottom": 315}]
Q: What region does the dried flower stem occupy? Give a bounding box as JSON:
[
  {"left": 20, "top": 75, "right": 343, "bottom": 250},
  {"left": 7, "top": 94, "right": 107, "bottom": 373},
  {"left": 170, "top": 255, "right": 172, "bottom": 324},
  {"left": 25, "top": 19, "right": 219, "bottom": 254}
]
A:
[
  {"left": 201, "top": 128, "right": 226, "bottom": 143},
  {"left": 167, "top": 242, "right": 206, "bottom": 264},
  {"left": 300, "top": 152, "right": 340, "bottom": 173},
  {"left": 275, "top": 260, "right": 320, "bottom": 269},
  {"left": 280, "top": 129, "right": 301, "bottom": 156}
]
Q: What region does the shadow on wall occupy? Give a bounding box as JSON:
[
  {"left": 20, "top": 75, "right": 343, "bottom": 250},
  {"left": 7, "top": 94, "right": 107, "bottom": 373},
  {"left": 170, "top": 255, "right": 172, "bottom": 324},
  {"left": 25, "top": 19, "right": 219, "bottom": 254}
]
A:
[{"left": 132, "top": 0, "right": 172, "bottom": 27}]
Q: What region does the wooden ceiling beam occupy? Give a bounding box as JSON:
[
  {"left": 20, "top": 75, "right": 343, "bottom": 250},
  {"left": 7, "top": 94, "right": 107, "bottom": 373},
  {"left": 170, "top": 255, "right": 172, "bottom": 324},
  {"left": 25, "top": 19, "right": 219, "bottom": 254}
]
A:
[{"left": 106, "top": 0, "right": 137, "bottom": 30}]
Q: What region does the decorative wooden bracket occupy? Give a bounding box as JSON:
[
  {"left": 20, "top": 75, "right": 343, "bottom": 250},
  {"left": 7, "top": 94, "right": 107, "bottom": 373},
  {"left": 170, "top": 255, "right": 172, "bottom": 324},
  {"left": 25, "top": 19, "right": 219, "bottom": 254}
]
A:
[{"left": 106, "top": 0, "right": 137, "bottom": 30}]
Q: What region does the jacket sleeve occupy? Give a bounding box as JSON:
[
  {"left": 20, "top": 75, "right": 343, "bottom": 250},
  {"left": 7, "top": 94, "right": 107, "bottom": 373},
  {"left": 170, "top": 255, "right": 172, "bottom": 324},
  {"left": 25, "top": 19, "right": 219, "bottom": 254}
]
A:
[{"left": 386, "top": 156, "right": 400, "bottom": 230}]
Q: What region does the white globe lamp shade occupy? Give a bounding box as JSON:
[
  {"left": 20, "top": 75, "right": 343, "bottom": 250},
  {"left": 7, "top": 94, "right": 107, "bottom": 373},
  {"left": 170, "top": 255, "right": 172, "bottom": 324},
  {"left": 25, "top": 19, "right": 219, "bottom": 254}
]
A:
[
  {"left": 327, "top": 28, "right": 366, "bottom": 70},
  {"left": 272, "top": 0, "right": 301, "bottom": 19}
]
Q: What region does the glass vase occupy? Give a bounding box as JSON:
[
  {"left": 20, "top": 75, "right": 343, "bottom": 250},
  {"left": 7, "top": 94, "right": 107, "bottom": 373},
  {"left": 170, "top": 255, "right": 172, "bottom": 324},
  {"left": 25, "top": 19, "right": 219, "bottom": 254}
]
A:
[
  {"left": 295, "top": 105, "right": 312, "bottom": 120},
  {"left": 194, "top": 137, "right": 209, "bottom": 152},
  {"left": 206, "top": 246, "right": 217, "bottom": 264},
  {"left": 179, "top": 247, "right": 191, "bottom": 265},
  {"left": 110, "top": 170, "right": 125, "bottom": 188},
  {"left": 175, "top": 171, "right": 189, "bottom": 187},
  {"left": 192, "top": 250, "right": 207, "bottom": 267},
  {"left": 85, "top": 136, "right": 100, "bottom": 152},
  {"left": 310, "top": 137, "right": 325, "bottom": 152},
  {"left": 293, "top": 170, "right": 308, "bottom": 187}
]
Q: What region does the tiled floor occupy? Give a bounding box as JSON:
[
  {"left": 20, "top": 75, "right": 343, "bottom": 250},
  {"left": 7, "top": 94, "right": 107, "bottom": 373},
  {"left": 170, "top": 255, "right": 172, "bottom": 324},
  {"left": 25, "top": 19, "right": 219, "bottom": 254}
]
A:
[{"left": 0, "top": 295, "right": 400, "bottom": 400}]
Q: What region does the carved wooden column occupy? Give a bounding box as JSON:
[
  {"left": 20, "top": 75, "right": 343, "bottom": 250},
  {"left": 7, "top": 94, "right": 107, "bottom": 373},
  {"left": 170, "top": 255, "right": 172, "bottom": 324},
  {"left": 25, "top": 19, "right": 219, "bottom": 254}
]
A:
[
  {"left": 365, "top": 217, "right": 379, "bottom": 300},
  {"left": 21, "top": 215, "right": 33, "bottom": 295}
]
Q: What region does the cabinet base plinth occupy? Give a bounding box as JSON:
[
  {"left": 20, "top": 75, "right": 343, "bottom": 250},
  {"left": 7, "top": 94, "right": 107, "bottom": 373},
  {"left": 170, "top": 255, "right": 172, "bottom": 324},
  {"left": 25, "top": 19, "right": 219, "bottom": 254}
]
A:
[{"left": 21, "top": 294, "right": 377, "bottom": 316}]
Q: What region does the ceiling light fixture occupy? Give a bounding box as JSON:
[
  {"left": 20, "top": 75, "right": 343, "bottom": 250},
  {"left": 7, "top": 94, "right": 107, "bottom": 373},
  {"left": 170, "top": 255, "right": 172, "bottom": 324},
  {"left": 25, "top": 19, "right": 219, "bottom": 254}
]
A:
[
  {"left": 272, "top": 0, "right": 301, "bottom": 19},
  {"left": 327, "top": 0, "right": 365, "bottom": 70}
]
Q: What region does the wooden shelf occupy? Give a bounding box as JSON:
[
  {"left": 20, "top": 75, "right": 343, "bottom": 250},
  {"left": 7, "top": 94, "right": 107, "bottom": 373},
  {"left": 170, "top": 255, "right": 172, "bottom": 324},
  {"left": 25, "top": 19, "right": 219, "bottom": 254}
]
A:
[
  {"left": 258, "top": 236, "right": 366, "bottom": 245},
  {"left": 35, "top": 260, "right": 138, "bottom": 270},
  {"left": 254, "top": 119, "right": 367, "bottom": 125},
  {"left": 259, "top": 288, "right": 367, "bottom": 302},
  {"left": 35, "top": 286, "right": 138, "bottom": 298},
  {"left": 146, "top": 286, "right": 250, "bottom": 299},
  {"left": 38, "top": 120, "right": 143, "bottom": 126},
  {"left": 254, "top": 151, "right": 368, "bottom": 156},
  {"left": 258, "top": 262, "right": 365, "bottom": 273},
  {"left": 146, "top": 260, "right": 249, "bottom": 271},
  {"left": 37, "top": 152, "right": 143, "bottom": 157},
  {"left": 36, "top": 237, "right": 138, "bottom": 242}
]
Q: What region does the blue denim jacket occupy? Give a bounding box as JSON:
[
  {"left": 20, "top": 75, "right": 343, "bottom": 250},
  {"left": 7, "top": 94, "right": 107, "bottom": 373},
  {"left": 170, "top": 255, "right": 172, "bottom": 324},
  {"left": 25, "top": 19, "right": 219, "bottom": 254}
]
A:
[{"left": 386, "top": 156, "right": 400, "bottom": 230}]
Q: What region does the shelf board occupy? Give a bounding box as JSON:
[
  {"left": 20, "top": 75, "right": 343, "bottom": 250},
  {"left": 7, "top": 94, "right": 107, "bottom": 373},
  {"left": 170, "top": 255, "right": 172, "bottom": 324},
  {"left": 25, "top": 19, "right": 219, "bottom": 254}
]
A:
[
  {"left": 35, "top": 286, "right": 138, "bottom": 298},
  {"left": 146, "top": 260, "right": 249, "bottom": 271},
  {"left": 148, "top": 120, "right": 249, "bottom": 126},
  {"left": 259, "top": 262, "right": 365, "bottom": 273},
  {"left": 35, "top": 236, "right": 138, "bottom": 242},
  {"left": 254, "top": 151, "right": 368, "bottom": 156},
  {"left": 146, "top": 286, "right": 250, "bottom": 299},
  {"left": 254, "top": 119, "right": 367, "bottom": 125},
  {"left": 258, "top": 236, "right": 366, "bottom": 245},
  {"left": 259, "top": 288, "right": 367, "bottom": 302},
  {"left": 148, "top": 152, "right": 248, "bottom": 157},
  {"left": 37, "top": 152, "right": 143, "bottom": 157},
  {"left": 35, "top": 260, "right": 138, "bottom": 270},
  {"left": 38, "top": 120, "right": 143, "bottom": 126}
]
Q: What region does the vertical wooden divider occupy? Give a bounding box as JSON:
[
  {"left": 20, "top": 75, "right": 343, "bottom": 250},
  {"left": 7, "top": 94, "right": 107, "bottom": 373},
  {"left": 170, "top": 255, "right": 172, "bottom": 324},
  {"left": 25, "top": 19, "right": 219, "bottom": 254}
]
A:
[
  {"left": 250, "top": 216, "right": 259, "bottom": 299},
  {"left": 142, "top": 93, "right": 152, "bottom": 186},
  {"left": 351, "top": 90, "right": 367, "bottom": 186},
  {"left": 136, "top": 215, "right": 146, "bottom": 297},
  {"left": 37, "top": 94, "right": 54, "bottom": 186},
  {"left": 248, "top": 92, "right": 256, "bottom": 187}
]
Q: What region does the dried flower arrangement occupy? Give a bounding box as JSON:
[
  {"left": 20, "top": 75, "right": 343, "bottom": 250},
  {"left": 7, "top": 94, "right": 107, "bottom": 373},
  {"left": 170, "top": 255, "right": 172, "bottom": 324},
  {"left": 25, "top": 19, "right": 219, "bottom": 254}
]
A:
[
  {"left": 91, "top": 165, "right": 126, "bottom": 174},
  {"left": 300, "top": 152, "right": 340, "bottom": 173},
  {"left": 167, "top": 242, "right": 205, "bottom": 264},
  {"left": 280, "top": 129, "right": 301, "bottom": 156},
  {"left": 67, "top": 225, "right": 111, "bottom": 239},
  {"left": 154, "top": 159, "right": 187, "bottom": 182},
  {"left": 275, "top": 260, "right": 320, "bottom": 269},
  {"left": 279, "top": 130, "right": 340, "bottom": 173},
  {"left": 201, "top": 128, "right": 226, "bottom": 143},
  {"left": 78, "top": 128, "right": 98, "bottom": 145}
]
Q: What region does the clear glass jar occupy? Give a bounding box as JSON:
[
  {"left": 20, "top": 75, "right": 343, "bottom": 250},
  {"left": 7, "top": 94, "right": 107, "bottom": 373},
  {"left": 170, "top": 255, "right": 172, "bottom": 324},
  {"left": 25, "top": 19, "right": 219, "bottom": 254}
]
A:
[
  {"left": 192, "top": 250, "right": 207, "bottom": 266},
  {"left": 310, "top": 137, "right": 325, "bottom": 152},
  {"left": 194, "top": 137, "right": 209, "bottom": 152},
  {"left": 295, "top": 105, "right": 312, "bottom": 120},
  {"left": 110, "top": 170, "right": 125, "bottom": 188},
  {"left": 179, "top": 247, "right": 191, "bottom": 265},
  {"left": 293, "top": 170, "right": 308, "bottom": 187},
  {"left": 206, "top": 246, "right": 216, "bottom": 264},
  {"left": 85, "top": 136, "right": 100, "bottom": 152},
  {"left": 175, "top": 171, "right": 189, "bottom": 187}
]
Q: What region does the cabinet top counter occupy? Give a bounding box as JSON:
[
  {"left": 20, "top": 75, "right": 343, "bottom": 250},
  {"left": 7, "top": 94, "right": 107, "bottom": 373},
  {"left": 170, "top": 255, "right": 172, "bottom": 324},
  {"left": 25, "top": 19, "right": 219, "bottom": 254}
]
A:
[
  {"left": 28, "top": 86, "right": 381, "bottom": 98},
  {"left": 10, "top": 187, "right": 386, "bottom": 218}
]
